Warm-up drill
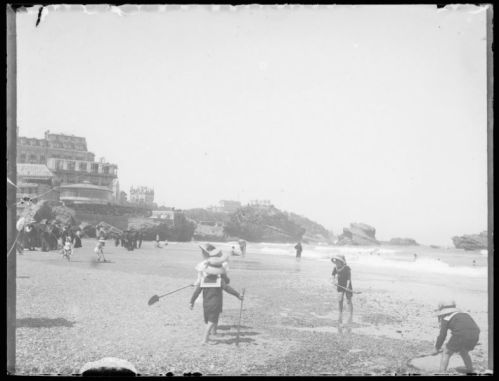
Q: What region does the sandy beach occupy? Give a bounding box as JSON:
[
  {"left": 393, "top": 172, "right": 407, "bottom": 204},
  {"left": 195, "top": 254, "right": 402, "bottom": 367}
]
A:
[{"left": 15, "top": 239, "right": 489, "bottom": 375}]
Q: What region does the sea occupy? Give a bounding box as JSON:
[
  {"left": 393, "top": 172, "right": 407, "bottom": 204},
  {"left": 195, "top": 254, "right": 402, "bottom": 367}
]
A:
[{"left": 211, "top": 241, "right": 488, "bottom": 279}]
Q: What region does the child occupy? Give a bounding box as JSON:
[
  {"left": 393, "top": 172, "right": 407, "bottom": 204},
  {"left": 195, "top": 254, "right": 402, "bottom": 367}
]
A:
[
  {"left": 331, "top": 254, "right": 353, "bottom": 326},
  {"left": 62, "top": 236, "right": 73, "bottom": 261},
  {"left": 94, "top": 238, "right": 107, "bottom": 262},
  {"left": 190, "top": 244, "right": 243, "bottom": 344},
  {"left": 434, "top": 300, "right": 480, "bottom": 373}
]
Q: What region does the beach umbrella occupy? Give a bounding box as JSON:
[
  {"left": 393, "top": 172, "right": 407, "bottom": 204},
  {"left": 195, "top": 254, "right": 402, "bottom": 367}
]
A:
[{"left": 148, "top": 284, "right": 194, "bottom": 306}]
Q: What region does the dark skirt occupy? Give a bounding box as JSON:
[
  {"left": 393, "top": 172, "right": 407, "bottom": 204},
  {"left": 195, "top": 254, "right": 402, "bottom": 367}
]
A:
[{"left": 446, "top": 333, "right": 479, "bottom": 353}]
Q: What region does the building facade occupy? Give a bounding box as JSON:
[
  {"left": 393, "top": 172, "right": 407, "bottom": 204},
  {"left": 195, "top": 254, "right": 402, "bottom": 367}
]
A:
[
  {"left": 16, "top": 163, "right": 59, "bottom": 205},
  {"left": 249, "top": 199, "right": 272, "bottom": 208},
  {"left": 129, "top": 186, "right": 154, "bottom": 207},
  {"left": 17, "top": 128, "right": 118, "bottom": 195},
  {"left": 207, "top": 200, "right": 242, "bottom": 213},
  {"left": 59, "top": 181, "right": 114, "bottom": 205}
]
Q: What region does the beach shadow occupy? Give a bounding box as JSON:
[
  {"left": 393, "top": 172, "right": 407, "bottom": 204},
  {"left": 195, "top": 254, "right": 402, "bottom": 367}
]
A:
[
  {"left": 216, "top": 324, "right": 251, "bottom": 331},
  {"left": 216, "top": 331, "right": 259, "bottom": 337},
  {"left": 215, "top": 337, "right": 256, "bottom": 345},
  {"left": 16, "top": 317, "right": 75, "bottom": 328}
]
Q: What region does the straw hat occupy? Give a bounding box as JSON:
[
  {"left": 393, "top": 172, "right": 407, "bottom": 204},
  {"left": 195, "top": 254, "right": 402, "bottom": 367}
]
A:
[
  {"left": 199, "top": 244, "right": 221, "bottom": 257},
  {"left": 434, "top": 300, "right": 460, "bottom": 316},
  {"left": 331, "top": 254, "right": 346, "bottom": 264}
]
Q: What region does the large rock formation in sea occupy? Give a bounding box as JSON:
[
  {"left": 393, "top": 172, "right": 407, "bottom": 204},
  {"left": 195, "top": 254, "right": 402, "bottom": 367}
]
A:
[
  {"left": 452, "top": 231, "right": 488, "bottom": 251},
  {"left": 286, "top": 212, "right": 332, "bottom": 244},
  {"left": 389, "top": 237, "right": 419, "bottom": 246},
  {"left": 336, "top": 223, "right": 380, "bottom": 246}
]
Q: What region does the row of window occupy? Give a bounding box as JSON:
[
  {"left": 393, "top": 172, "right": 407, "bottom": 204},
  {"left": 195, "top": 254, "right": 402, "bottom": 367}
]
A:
[
  {"left": 53, "top": 160, "right": 113, "bottom": 174},
  {"left": 19, "top": 154, "right": 46, "bottom": 163}
]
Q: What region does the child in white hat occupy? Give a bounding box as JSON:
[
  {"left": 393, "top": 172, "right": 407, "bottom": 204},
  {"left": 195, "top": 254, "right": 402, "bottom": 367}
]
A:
[
  {"left": 331, "top": 254, "right": 353, "bottom": 327},
  {"left": 190, "top": 244, "right": 243, "bottom": 344},
  {"left": 434, "top": 300, "right": 480, "bottom": 373}
]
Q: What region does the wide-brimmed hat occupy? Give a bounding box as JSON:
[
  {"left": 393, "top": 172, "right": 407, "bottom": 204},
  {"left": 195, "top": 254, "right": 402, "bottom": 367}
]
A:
[
  {"left": 434, "top": 300, "right": 460, "bottom": 316},
  {"left": 199, "top": 244, "right": 222, "bottom": 257},
  {"left": 331, "top": 254, "right": 346, "bottom": 264}
]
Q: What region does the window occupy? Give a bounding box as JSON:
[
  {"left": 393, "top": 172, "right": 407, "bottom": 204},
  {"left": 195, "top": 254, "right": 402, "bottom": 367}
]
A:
[
  {"left": 67, "top": 161, "right": 75, "bottom": 171},
  {"left": 79, "top": 162, "right": 88, "bottom": 171},
  {"left": 20, "top": 154, "right": 26, "bottom": 162},
  {"left": 29, "top": 154, "right": 37, "bottom": 162},
  {"left": 56, "top": 160, "right": 63, "bottom": 170},
  {"left": 39, "top": 156, "right": 45, "bottom": 163},
  {"left": 91, "top": 163, "right": 99, "bottom": 173},
  {"left": 103, "top": 166, "right": 109, "bottom": 174}
]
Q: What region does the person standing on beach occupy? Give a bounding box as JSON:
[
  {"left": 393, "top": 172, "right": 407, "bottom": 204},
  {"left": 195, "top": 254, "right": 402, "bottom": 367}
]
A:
[
  {"left": 73, "top": 230, "right": 82, "bottom": 248},
  {"left": 138, "top": 232, "right": 143, "bottom": 249},
  {"left": 433, "top": 301, "right": 480, "bottom": 373},
  {"left": 239, "top": 240, "right": 247, "bottom": 257},
  {"left": 331, "top": 254, "right": 353, "bottom": 326},
  {"left": 190, "top": 244, "right": 244, "bottom": 344},
  {"left": 295, "top": 242, "right": 303, "bottom": 259}
]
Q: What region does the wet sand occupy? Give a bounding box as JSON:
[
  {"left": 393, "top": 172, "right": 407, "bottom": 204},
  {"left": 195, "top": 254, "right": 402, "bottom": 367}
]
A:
[{"left": 15, "top": 239, "right": 489, "bottom": 375}]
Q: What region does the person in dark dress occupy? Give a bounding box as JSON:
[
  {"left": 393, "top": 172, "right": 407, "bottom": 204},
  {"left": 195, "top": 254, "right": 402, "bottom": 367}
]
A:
[
  {"left": 138, "top": 232, "right": 143, "bottom": 249},
  {"left": 434, "top": 301, "right": 480, "bottom": 373},
  {"left": 294, "top": 242, "right": 303, "bottom": 259},
  {"left": 73, "top": 230, "right": 82, "bottom": 248},
  {"left": 238, "top": 240, "right": 247, "bottom": 257},
  {"left": 190, "top": 274, "right": 243, "bottom": 344},
  {"left": 331, "top": 254, "right": 353, "bottom": 326}
]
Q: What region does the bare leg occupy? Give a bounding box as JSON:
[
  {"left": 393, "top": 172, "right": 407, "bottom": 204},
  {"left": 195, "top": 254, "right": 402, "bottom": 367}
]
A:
[
  {"left": 346, "top": 298, "right": 353, "bottom": 324},
  {"left": 212, "top": 322, "right": 218, "bottom": 335},
  {"left": 338, "top": 292, "right": 344, "bottom": 325},
  {"left": 439, "top": 347, "right": 452, "bottom": 372},
  {"left": 202, "top": 322, "right": 215, "bottom": 344},
  {"left": 459, "top": 350, "right": 473, "bottom": 373}
]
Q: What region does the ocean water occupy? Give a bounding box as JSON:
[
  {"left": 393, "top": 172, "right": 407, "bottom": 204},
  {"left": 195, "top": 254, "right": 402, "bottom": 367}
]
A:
[{"left": 244, "top": 242, "right": 488, "bottom": 279}]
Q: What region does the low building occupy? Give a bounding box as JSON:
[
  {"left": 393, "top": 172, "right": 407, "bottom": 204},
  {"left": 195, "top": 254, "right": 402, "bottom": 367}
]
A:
[
  {"left": 150, "top": 209, "right": 175, "bottom": 224},
  {"left": 249, "top": 199, "right": 272, "bottom": 208},
  {"left": 129, "top": 186, "right": 154, "bottom": 207},
  {"left": 16, "top": 163, "right": 59, "bottom": 205},
  {"left": 59, "top": 181, "right": 114, "bottom": 205},
  {"left": 207, "top": 200, "right": 242, "bottom": 213},
  {"left": 46, "top": 157, "right": 118, "bottom": 188}
]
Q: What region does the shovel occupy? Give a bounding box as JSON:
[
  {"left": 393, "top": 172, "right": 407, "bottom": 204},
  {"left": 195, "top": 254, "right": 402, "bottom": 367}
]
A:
[
  {"left": 236, "top": 288, "right": 246, "bottom": 347},
  {"left": 333, "top": 282, "right": 362, "bottom": 294},
  {"left": 148, "top": 284, "right": 194, "bottom": 306}
]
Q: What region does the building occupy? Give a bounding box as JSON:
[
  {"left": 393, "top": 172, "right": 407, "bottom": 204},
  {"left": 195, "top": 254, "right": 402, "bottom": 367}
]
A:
[
  {"left": 59, "top": 181, "right": 114, "bottom": 205},
  {"left": 119, "top": 191, "right": 128, "bottom": 204},
  {"left": 16, "top": 163, "right": 59, "bottom": 205},
  {"left": 16, "top": 128, "right": 119, "bottom": 196},
  {"left": 129, "top": 186, "right": 154, "bottom": 207},
  {"left": 249, "top": 199, "right": 272, "bottom": 208},
  {"left": 150, "top": 208, "right": 176, "bottom": 224},
  {"left": 207, "top": 200, "right": 242, "bottom": 213}
]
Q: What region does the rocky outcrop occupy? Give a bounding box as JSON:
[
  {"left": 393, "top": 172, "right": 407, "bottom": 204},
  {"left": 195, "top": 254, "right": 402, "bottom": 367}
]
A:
[
  {"left": 336, "top": 223, "right": 380, "bottom": 246},
  {"left": 21, "top": 200, "right": 77, "bottom": 227},
  {"left": 389, "top": 237, "right": 419, "bottom": 246},
  {"left": 287, "top": 212, "right": 332, "bottom": 244},
  {"left": 452, "top": 231, "right": 488, "bottom": 251}
]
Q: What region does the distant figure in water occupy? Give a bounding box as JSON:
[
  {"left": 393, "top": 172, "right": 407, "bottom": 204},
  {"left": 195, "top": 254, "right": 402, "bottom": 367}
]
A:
[
  {"left": 434, "top": 300, "right": 480, "bottom": 373},
  {"left": 239, "top": 240, "right": 247, "bottom": 257},
  {"left": 414, "top": 253, "right": 418, "bottom": 261},
  {"left": 294, "top": 242, "right": 303, "bottom": 259},
  {"left": 472, "top": 260, "right": 476, "bottom": 267}
]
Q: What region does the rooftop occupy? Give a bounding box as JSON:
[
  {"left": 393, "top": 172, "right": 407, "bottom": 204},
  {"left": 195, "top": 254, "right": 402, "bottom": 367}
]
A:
[{"left": 17, "top": 164, "right": 54, "bottom": 178}]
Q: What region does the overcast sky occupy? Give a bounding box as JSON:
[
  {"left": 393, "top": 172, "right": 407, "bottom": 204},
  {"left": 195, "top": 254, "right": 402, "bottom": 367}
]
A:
[{"left": 16, "top": 5, "right": 489, "bottom": 245}]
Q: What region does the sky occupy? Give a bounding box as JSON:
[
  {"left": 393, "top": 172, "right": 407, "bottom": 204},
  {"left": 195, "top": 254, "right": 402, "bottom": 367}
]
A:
[{"left": 16, "top": 4, "right": 489, "bottom": 246}]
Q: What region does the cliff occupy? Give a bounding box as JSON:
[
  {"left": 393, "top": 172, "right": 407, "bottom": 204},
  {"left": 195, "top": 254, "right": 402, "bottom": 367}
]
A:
[{"left": 452, "top": 231, "right": 488, "bottom": 251}]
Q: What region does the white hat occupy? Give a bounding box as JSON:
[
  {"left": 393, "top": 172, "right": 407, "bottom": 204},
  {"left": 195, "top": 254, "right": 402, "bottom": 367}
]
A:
[
  {"left": 434, "top": 300, "right": 460, "bottom": 316},
  {"left": 331, "top": 254, "right": 346, "bottom": 264}
]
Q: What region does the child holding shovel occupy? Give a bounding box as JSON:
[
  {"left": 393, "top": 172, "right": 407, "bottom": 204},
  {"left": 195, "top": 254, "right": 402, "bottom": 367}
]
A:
[
  {"left": 190, "top": 244, "right": 244, "bottom": 344},
  {"left": 433, "top": 300, "right": 480, "bottom": 373},
  {"left": 331, "top": 254, "right": 353, "bottom": 327}
]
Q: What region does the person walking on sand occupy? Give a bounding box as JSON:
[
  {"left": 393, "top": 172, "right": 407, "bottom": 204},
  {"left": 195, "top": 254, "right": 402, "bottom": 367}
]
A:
[
  {"left": 433, "top": 300, "right": 480, "bottom": 373},
  {"left": 295, "top": 242, "right": 303, "bottom": 259},
  {"left": 73, "top": 230, "right": 82, "bottom": 248},
  {"left": 155, "top": 234, "right": 161, "bottom": 248},
  {"left": 138, "top": 232, "right": 143, "bottom": 249},
  {"left": 190, "top": 244, "right": 244, "bottom": 344},
  {"left": 331, "top": 254, "right": 354, "bottom": 327}
]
